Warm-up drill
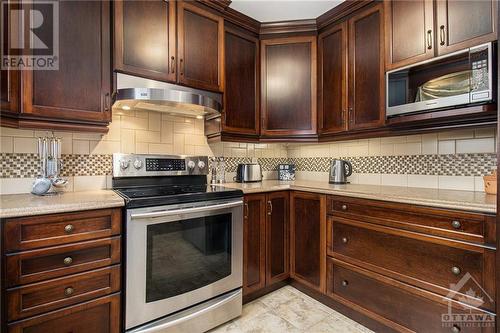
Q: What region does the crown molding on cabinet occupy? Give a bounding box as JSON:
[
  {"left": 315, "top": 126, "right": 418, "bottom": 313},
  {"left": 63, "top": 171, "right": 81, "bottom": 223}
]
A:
[{"left": 260, "top": 19, "right": 318, "bottom": 35}]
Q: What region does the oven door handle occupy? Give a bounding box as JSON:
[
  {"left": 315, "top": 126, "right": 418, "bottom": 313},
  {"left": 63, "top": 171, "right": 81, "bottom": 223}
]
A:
[{"left": 130, "top": 200, "right": 243, "bottom": 220}]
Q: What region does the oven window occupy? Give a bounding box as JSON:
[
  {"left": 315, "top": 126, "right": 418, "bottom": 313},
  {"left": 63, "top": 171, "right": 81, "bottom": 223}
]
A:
[{"left": 146, "top": 213, "right": 232, "bottom": 302}]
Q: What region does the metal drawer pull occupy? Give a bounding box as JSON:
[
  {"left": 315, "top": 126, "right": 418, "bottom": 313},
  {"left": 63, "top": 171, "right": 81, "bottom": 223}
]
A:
[
  {"left": 341, "top": 204, "right": 348, "bottom": 211},
  {"left": 451, "top": 220, "right": 461, "bottom": 229},
  {"left": 64, "top": 287, "right": 74, "bottom": 296},
  {"left": 426, "top": 29, "right": 432, "bottom": 49},
  {"left": 64, "top": 224, "right": 74, "bottom": 233},
  {"left": 451, "top": 266, "right": 461, "bottom": 276},
  {"left": 267, "top": 200, "right": 273, "bottom": 215},
  {"left": 244, "top": 203, "right": 249, "bottom": 219},
  {"left": 451, "top": 325, "right": 461, "bottom": 333},
  {"left": 439, "top": 25, "right": 446, "bottom": 46},
  {"left": 341, "top": 237, "right": 348, "bottom": 244},
  {"left": 341, "top": 280, "right": 349, "bottom": 287},
  {"left": 63, "top": 257, "right": 73, "bottom": 266}
]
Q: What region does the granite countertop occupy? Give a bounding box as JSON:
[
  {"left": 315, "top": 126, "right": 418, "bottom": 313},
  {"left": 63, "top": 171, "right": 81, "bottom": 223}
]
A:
[
  {"left": 0, "top": 190, "right": 125, "bottom": 219},
  {"left": 221, "top": 180, "right": 497, "bottom": 214}
]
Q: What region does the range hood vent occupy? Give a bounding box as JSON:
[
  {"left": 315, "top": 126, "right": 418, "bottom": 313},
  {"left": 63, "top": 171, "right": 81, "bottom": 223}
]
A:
[{"left": 113, "top": 73, "right": 222, "bottom": 118}]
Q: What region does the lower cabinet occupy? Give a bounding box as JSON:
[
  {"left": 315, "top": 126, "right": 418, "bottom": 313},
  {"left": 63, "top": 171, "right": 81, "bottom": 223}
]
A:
[
  {"left": 243, "top": 192, "right": 289, "bottom": 296},
  {"left": 290, "top": 191, "right": 326, "bottom": 293}
]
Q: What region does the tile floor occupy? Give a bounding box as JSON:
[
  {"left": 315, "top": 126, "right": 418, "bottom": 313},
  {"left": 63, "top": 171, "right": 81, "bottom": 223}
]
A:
[{"left": 210, "top": 286, "right": 373, "bottom": 333}]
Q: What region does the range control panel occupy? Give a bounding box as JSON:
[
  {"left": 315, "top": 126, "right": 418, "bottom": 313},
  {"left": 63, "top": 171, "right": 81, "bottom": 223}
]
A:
[{"left": 113, "top": 153, "right": 209, "bottom": 177}]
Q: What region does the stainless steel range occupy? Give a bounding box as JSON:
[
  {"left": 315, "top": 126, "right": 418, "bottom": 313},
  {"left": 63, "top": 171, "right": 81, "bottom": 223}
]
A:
[{"left": 112, "top": 153, "right": 243, "bottom": 333}]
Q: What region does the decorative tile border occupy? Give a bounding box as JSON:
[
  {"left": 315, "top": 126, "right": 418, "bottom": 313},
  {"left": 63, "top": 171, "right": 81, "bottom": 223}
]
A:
[{"left": 0, "top": 153, "right": 496, "bottom": 178}]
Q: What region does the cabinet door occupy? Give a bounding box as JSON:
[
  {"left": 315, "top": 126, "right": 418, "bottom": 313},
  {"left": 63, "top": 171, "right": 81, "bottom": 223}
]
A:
[
  {"left": 384, "top": 0, "right": 434, "bottom": 70},
  {"left": 22, "top": 0, "right": 112, "bottom": 123},
  {"left": 223, "top": 27, "right": 259, "bottom": 135},
  {"left": 243, "top": 194, "right": 266, "bottom": 295},
  {"left": 1, "top": 1, "right": 20, "bottom": 114},
  {"left": 177, "top": 2, "right": 224, "bottom": 92},
  {"left": 7, "top": 294, "right": 120, "bottom": 333},
  {"left": 290, "top": 191, "right": 326, "bottom": 292},
  {"left": 266, "top": 191, "right": 289, "bottom": 285},
  {"left": 348, "top": 3, "right": 385, "bottom": 131},
  {"left": 436, "top": 0, "right": 497, "bottom": 55},
  {"left": 114, "top": 0, "right": 176, "bottom": 82},
  {"left": 261, "top": 36, "right": 317, "bottom": 137},
  {"left": 318, "top": 22, "right": 348, "bottom": 135}
]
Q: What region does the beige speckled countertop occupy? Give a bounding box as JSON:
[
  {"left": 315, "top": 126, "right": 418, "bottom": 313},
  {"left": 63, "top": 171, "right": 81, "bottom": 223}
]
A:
[
  {"left": 221, "top": 180, "right": 496, "bottom": 214},
  {"left": 0, "top": 190, "right": 125, "bottom": 219}
]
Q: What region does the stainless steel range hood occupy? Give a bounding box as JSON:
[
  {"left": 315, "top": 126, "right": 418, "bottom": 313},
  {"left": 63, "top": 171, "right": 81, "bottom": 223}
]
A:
[{"left": 113, "top": 73, "right": 222, "bottom": 118}]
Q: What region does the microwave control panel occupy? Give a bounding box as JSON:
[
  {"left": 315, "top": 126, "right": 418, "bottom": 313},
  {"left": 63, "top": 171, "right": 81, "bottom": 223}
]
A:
[{"left": 470, "top": 46, "right": 490, "bottom": 93}]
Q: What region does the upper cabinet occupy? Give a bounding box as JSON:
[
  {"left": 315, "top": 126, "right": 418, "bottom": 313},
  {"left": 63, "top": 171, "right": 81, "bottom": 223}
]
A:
[
  {"left": 348, "top": 3, "right": 385, "bottom": 131},
  {"left": 223, "top": 26, "right": 259, "bottom": 136},
  {"left": 436, "top": 0, "right": 498, "bottom": 55},
  {"left": 1, "top": 1, "right": 20, "bottom": 114},
  {"left": 384, "top": 0, "right": 434, "bottom": 70},
  {"left": 386, "top": 0, "right": 498, "bottom": 69},
  {"left": 177, "top": 1, "right": 224, "bottom": 92},
  {"left": 114, "top": 0, "right": 176, "bottom": 82},
  {"left": 261, "top": 36, "right": 317, "bottom": 138},
  {"left": 22, "top": 0, "right": 112, "bottom": 124}
]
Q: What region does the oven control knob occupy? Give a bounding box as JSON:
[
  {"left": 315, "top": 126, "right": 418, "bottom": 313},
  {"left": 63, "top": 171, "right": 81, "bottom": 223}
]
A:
[
  {"left": 120, "top": 159, "right": 130, "bottom": 170},
  {"left": 187, "top": 160, "right": 196, "bottom": 170},
  {"left": 198, "top": 161, "right": 206, "bottom": 169},
  {"left": 133, "top": 159, "right": 143, "bottom": 170}
]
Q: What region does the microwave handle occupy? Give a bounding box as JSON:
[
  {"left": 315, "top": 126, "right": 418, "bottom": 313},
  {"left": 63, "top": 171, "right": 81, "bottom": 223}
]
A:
[{"left": 130, "top": 200, "right": 243, "bottom": 220}]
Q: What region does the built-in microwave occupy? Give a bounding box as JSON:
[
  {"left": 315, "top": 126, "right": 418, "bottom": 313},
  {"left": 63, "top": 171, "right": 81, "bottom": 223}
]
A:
[{"left": 386, "top": 43, "right": 494, "bottom": 118}]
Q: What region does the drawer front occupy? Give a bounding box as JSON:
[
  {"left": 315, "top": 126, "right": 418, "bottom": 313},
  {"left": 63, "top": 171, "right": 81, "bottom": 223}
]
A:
[
  {"left": 327, "top": 258, "right": 495, "bottom": 333},
  {"left": 4, "top": 209, "right": 122, "bottom": 252},
  {"left": 6, "top": 237, "right": 121, "bottom": 287},
  {"left": 327, "top": 195, "right": 493, "bottom": 244},
  {"left": 328, "top": 218, "right": 495, "bottom": 310},
  {"left": 7, "top": 265, "right": 121, "bottom": 321},
  {"left": 7, "top": 293, "right": 121, "bottom": 333}
]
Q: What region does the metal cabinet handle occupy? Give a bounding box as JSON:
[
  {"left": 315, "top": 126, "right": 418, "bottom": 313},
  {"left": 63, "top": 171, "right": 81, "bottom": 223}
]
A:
[
  {"left": 244, "top": 202, "right": 249, "bottom": 219},
  {"left": 341, "top": 237, "right": 348, "bottom": 244},
  {"left": 104, "top": 93, "right": 110, "bottom": 111},
  {"left": 267, "top": 200, "right": 273, "bottom": 216},
  {"left": 341, "top": 280, "right": 349, "bottom": 287},
  {"left": 64, "top": 287, "right": 74, "bottom": 296},
  {"left": 348, "top": 108, "right": 353, "bottom": 123},
  {"left": 426, "top": 30, "right": 432, "bottom": 49},
  {"left": 63, "top": 257, "right": 73, "bottom": 266},
  {"left": 341, "top": 110, "right": 346, "bottom": 126},
  {"left": 170, "top": 56, "right": 175, "bottom": 74},
  {"left": 451, "top": 266, "right": 461, "bottom": 276},
  {"left": 64, "top": 224, "right": 74, "bottom": 233},
  {"left": 180, "top": 58, "right": 184, "bottom": 76},
  {"left": 439, "top": 25, "right": 445, "bottom": 46},
  {"left": 341, "top": 204, "right": 348, "bottom": 211},
  {"left": 451, "top": 220, "right": 461, "bottom": 229}
]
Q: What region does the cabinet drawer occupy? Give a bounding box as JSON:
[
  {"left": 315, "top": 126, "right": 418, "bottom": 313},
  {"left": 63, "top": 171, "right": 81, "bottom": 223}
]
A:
[
  {"left": 4, "top": 209, "right": 121, "bottom": 252},
  {"left": 6, "top": 237, "right": 121, "bottom": 287},
  {"left": 327, "top": 258, "right": 495, "bottom": 333},
  {"left": 7, "top": 293, "right": 121, "bottom": 333},
  {"left": 327, "top": 195, "right": 494, "bottom": 244},
  {"left": 328, "top": 217, "right": 495, "bottom": 310},
  {"left": 7, "top": 265, "right": 121, "bottom": 321}
]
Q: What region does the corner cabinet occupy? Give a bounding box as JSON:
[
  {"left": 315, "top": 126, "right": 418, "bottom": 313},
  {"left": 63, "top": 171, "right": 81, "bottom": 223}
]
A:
[
  {"left": 260, "top": 36, "right": 317, "bottom": 138},
  {"left": 222, "top": 26, "right": 260, "bottom": 136},
  {"left": 290, "top": 191, "right": 326, "bottom": 293},
  {"left": 114, "top": 0, "right": 176, "bottom": 82},
  {"left": 1, "top": 0, "right": 112, "bottom": 132},
  {"left": 177, "top": 1, "right": 224, "bottom": 92}
]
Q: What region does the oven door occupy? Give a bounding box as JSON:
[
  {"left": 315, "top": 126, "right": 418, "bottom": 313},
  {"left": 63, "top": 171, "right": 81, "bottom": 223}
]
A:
[{"left": 125, "top": 199, "right": 243, "bottom": 330}]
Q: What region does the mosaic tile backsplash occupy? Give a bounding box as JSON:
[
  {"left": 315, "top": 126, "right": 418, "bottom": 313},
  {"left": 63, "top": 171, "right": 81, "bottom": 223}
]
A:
[{"left": 0, "top": 153, "right": 496, "bottom": 178}]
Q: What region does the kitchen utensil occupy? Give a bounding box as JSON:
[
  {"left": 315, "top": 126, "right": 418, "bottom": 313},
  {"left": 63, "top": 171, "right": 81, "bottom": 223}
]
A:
[
  {"left": 31, "top": 176, "right": 52, "bottom": 195},
  {"left": 329, "top": 159, "right": 352, "bottom": 184},
  {"left": 235, "top": 163, "right": 262, "bottom": 183},
  {"left": 483, "top": 170, "right": 497, "bottom": 195}
]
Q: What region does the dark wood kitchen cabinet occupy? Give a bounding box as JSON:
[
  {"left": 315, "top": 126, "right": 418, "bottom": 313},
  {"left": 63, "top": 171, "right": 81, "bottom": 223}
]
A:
[
  {"left": 260, "top": 36, "right": 317, "bottom": 138},
  {"left": 347, "top": 3, "right": 385, "bottom": 131},
  {"left": 243, "top": 194, "right": 266, "bottom": 295},
  {"left": 384, "top": 0, "right": 434, "bottom": 70},
  {"left": 318, "top": 22, "right": 348, "bottom": 135},
  {"left": 436, "top": 0, "right": 497, "bottom": 56},
  {"left": 177, "top": 1, "right": 224, "bottom": 92},
  {"left": 243, "top": 192, "right": 289, "bottom": 297},
  {"left": 114, "top": 0, "right": 176, "bottom": 82},
  {"left": 290, "top": 191, "right": 326, "bottom": 293},
  {"left": 1, "top": 1, "right": 20, "bottom": 114},
  {"left": 22, "top": 0, "right": 112, "bottom": 124},
  {"left": 223, "top": 26, "right": 260, "bottom": 136}
]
